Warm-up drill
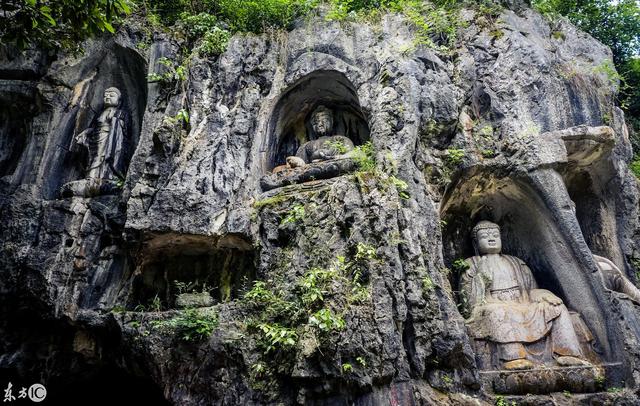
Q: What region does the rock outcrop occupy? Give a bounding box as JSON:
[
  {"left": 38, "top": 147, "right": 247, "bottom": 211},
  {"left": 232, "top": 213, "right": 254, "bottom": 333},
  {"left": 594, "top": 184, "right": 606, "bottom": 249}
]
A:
[{"left": 1, "top": 4, "right": 640, "bottom": 405}]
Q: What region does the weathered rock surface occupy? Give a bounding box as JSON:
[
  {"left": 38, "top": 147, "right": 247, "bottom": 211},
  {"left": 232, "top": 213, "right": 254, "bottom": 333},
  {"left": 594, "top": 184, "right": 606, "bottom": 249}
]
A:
[{"left": 1, "top": 3, "right": 640, "bottom": 405}]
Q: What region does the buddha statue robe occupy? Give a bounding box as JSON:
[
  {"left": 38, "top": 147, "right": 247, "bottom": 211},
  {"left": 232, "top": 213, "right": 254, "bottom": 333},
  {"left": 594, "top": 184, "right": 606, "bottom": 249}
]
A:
[{"left": 461, "top": 254, "right": 584, "bottom": 363}]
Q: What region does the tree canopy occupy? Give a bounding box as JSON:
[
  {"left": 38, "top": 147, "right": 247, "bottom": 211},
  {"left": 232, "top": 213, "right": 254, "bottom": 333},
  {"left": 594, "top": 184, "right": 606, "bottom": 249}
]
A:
[{"left": 0, "top": 0, "right": 131, "bottom": 50}]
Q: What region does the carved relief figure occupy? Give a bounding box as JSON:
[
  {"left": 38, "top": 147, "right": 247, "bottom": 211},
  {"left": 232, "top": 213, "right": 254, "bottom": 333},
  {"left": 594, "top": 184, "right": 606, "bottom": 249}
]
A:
[
  {"left": 460, "top": 221, "right": 591, "bottom": 370},
  {"left": 567, "top": 200, "right": 640, "bottom": 303},
  {"left": 61, "top": 87, "right": 130, "bottom": 197},
  {"left": 595, "top": 255, "right": 640, "bottom": 304},
  {"left": 293, "top": 105, "right": 354, "bottom": 164}
]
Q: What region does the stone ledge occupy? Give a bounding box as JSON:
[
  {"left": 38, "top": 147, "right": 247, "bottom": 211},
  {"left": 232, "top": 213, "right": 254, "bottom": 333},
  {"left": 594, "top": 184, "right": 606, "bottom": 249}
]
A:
[
  {"left": 260, "top": 157, "right": 357, "bottom": 191},
  {"left": 495, "top": 389, "right": 636, "bottom": 406},
  {"left": 480, "top": 363, "right": 622, "bottom": 395}
]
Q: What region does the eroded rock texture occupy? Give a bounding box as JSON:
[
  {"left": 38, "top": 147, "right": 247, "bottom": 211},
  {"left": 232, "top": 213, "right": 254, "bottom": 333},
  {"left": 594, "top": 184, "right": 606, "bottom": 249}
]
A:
[{"left": 2, "top": 3, "right": 640, "bottom": 405}]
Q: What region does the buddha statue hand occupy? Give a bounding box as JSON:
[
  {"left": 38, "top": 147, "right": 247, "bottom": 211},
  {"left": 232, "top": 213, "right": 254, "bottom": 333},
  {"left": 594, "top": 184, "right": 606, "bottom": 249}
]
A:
[{"left": 530, "top": 289, "right": 563, "bottom": 306}]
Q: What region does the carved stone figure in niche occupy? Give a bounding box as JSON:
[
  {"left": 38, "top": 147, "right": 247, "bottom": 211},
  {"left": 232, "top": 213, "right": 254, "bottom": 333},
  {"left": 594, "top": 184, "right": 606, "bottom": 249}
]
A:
[
  {"left": 595, "top": 255, "right": 640, "bottom": 304},
  {"left": 61, "top": 87, "right": 130, "bottom": 197},
  {"left": 261, "top": 105, "right": 360, "bottom": 191},
  {"left": 567, "top": 200, "right": 640, "bottom": 303},
  {"left": 460, "top": 221, "right": 591, "bottom": 371},
  {"left": 292, "top": 105, "right": 354, "bottom": 164}
]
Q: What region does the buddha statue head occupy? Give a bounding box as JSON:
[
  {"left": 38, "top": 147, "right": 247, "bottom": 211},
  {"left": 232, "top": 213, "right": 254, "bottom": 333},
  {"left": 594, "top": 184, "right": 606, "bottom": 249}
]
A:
[
  {"left": 310, "top": 105, "right": 334, "bottom": 137},
  {"left": 103, "top": 87, "right": 122, "bottom": 108},
  {"left": 473, "top": 220, "right": 502, "bottom": 255}
]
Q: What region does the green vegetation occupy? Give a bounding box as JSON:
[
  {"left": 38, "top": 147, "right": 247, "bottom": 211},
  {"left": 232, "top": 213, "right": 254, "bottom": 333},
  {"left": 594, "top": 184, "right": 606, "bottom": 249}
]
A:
[
  {"left": 533, "top": 0, "right": 639, "bottom": 66},
  {"left": 281, "top": 204, "right": 306, "bottom": 225},
  {"left": 110, "top": 304, "right": 127, "bottom": 314},
  {"left": 253, "top": 194, "right": 290, "bottom": 209},
  {"left": 452, "top": 258, "right": 469, "bottom": 274},
  {"left": 422, "top": 274, "right": 435, "bottom": 292},
  {"left": 389, "top": 176, "right": 410, "bottom": 199},
  {"left": 481, "top": 149, "right": 495, "bottom": 158},
  {"left": 441, "top": 373, "right": 453, "bottom": 385},
  {"left": 242, "top": 246, "right": 374, "bottom": 377},
  {"left": 0, "top": 0, "right": 132, "bottom": 50},
  {"left": 325, "top": 139, "right": 349, "bottom": 154},
  {"left": 593, "top": 60, "right": 625, "bottom": 87},
  {"left": 326, "top": 0, "right": 467, "bottom": 51},
  {"left": 352, "top": 141, "right": 376, "bottom": 173},
  {"left": 494, "top": 395, "right": 516, "bottom": 406},
  {"left": 631, "top": 157, "right": 640, "bottom": 179},
  {"left": 148, "top": 57, "right": 188, "bottom": 83},
  {"left": 444, "top": 148, "right": 465, "bottom": 166},
  {"left": 199, "top": 27, "right": 232, "bottom": 56},
  {"left": 152, "top": 307, "right": 219, "bottom": 341},
  {"left": 1, "top": 0, "right": 504, "bottom": 60},
  {"left": 163, "top": 108, "right": 191, "bottom": 127}
]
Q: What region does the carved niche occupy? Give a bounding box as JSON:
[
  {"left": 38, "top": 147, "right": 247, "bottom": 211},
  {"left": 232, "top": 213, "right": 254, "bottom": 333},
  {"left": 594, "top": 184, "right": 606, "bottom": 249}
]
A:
[{"left": 260, "top": 71, "right": 370, "bottom": 191}]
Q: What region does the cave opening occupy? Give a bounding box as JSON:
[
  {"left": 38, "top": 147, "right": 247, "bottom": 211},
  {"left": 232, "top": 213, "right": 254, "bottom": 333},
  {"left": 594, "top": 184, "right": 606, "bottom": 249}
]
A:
[
  {"left": 49, "top": 365, "right": 170, "bottom": 405},
  {"left": 128, "top": 234, "right": 256, "bottom": 311},
  {"left": 0, "top": 83, "right": 39, "bottom": 181},
  {"left": 0, "top": 108, "right": 29, "bottom": 177}
]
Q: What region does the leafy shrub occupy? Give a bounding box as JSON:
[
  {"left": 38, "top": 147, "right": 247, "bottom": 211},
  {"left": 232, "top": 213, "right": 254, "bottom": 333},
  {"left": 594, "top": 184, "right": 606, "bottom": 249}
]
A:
[
  {"left": 298, "top": 267, "right": 337, "bottom": 305},
  {"left": 198, "top": 27, "right": 232, "bottom": 55},
  {"left": 177, "top": 12, "right": 219, "bottom": 39},
  {"left": 422, "top": 274, "right": 435, "bottom": 292},
  {"left": 327, "top": 0, "right": 464, "bottom": 50},
  {"left": 444, "top": 148, "right": 465, "bottom": 166},
  {"left": 308, "top": 308, "right": 345, "bottom": 331},
  {"left": 242, "top": 246, "right": 373, "bottom": 368},
  {"left": 142, "top": 0, "right": 190, "bottom": 25},
  {"left": 153, "top": 308, "right": 219, "bottom": 341},
  {"left": 452, "top": 258, "right": 470, "bottom": 274},
  {"left": 281, "top": 204, "right": 306, "bottom": 225},
  {"left": 389, "top": 176, "right": 410, "bottom": 199},
  {"left": 211, "top": 0, "right": 313, "bottom": 32},
  {"left": 256, "top": 323, "right": 298, "bottom": 353},
  {"left": 325, "top": 139, "right": 349, "bottom": 154},
  {"left": 533, "top": 0, "right": 640, "bottom": 141},
  {"left": 352, "top": 141, "right": 376, "bottom": 172},
  {"left": 148, "top": 57, "right": 188, "bottom": 83}
]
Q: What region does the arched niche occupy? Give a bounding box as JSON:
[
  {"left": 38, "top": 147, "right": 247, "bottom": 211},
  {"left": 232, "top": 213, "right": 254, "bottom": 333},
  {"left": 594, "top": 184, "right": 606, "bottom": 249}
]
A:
[
  {"left": 440, "top": 168, "right": 616, "bottom": 362},
  {"left": 562, "top": 160, "right": 626, "bottom": 272},
  {"left": 45, "top": 42, "right": 147, "bottom": 199},
  {"left": 0, "top": 82, "right": 40, "bottom": 180},
  {"left": 263, "top": 70, "right": 370, "bottom": 172},
  {"left": 125, "top": 233, "right": 256, "bottom": 311}
]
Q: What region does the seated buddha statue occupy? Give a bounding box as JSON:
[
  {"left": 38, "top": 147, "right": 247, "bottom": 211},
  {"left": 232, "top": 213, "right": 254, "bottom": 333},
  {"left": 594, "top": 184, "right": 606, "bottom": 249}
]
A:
[
  {"left": 292, "top": 105, "right": 354, "bottom": 164},
  {"left": 460, "top": 221, "right": 591, "bottom": 370}
]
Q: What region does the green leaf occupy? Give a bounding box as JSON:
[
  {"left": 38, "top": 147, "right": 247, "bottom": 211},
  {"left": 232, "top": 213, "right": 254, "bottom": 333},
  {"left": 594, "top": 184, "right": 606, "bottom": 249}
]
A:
[
  {"left": 40, "top": 9, "right": 56, "bottom": 26},
  {"left": 103, "top": 21, "right": 115, "bottom": 33}
]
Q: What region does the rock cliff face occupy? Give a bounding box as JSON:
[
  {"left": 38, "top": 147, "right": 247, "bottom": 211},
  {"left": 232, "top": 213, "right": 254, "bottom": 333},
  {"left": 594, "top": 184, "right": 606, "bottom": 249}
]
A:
[{"left": 2, "top": 2, "right": 640, "bottom": 405}]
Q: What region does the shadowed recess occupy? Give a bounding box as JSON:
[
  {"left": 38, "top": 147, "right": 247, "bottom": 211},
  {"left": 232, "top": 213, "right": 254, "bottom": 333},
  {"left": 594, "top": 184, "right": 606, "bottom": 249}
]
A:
[{"left": 263, "top": 70, "right": 370, "bottom": 171}]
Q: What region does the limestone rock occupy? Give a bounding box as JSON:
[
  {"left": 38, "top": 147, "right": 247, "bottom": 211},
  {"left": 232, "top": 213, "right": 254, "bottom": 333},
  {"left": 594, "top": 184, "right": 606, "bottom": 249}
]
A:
[{"left": 1, "top": 3, "right": 640, "bottom": 405}]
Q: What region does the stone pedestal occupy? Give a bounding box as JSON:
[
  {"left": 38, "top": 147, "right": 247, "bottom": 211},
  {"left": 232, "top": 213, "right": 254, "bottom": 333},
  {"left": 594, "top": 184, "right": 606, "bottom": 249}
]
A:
[
  {"left": 480, "top": 364, "right": 622, "bottom": 395},
  {"left": 260, "top": 157, "right": 357, "bottom": 191}
]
